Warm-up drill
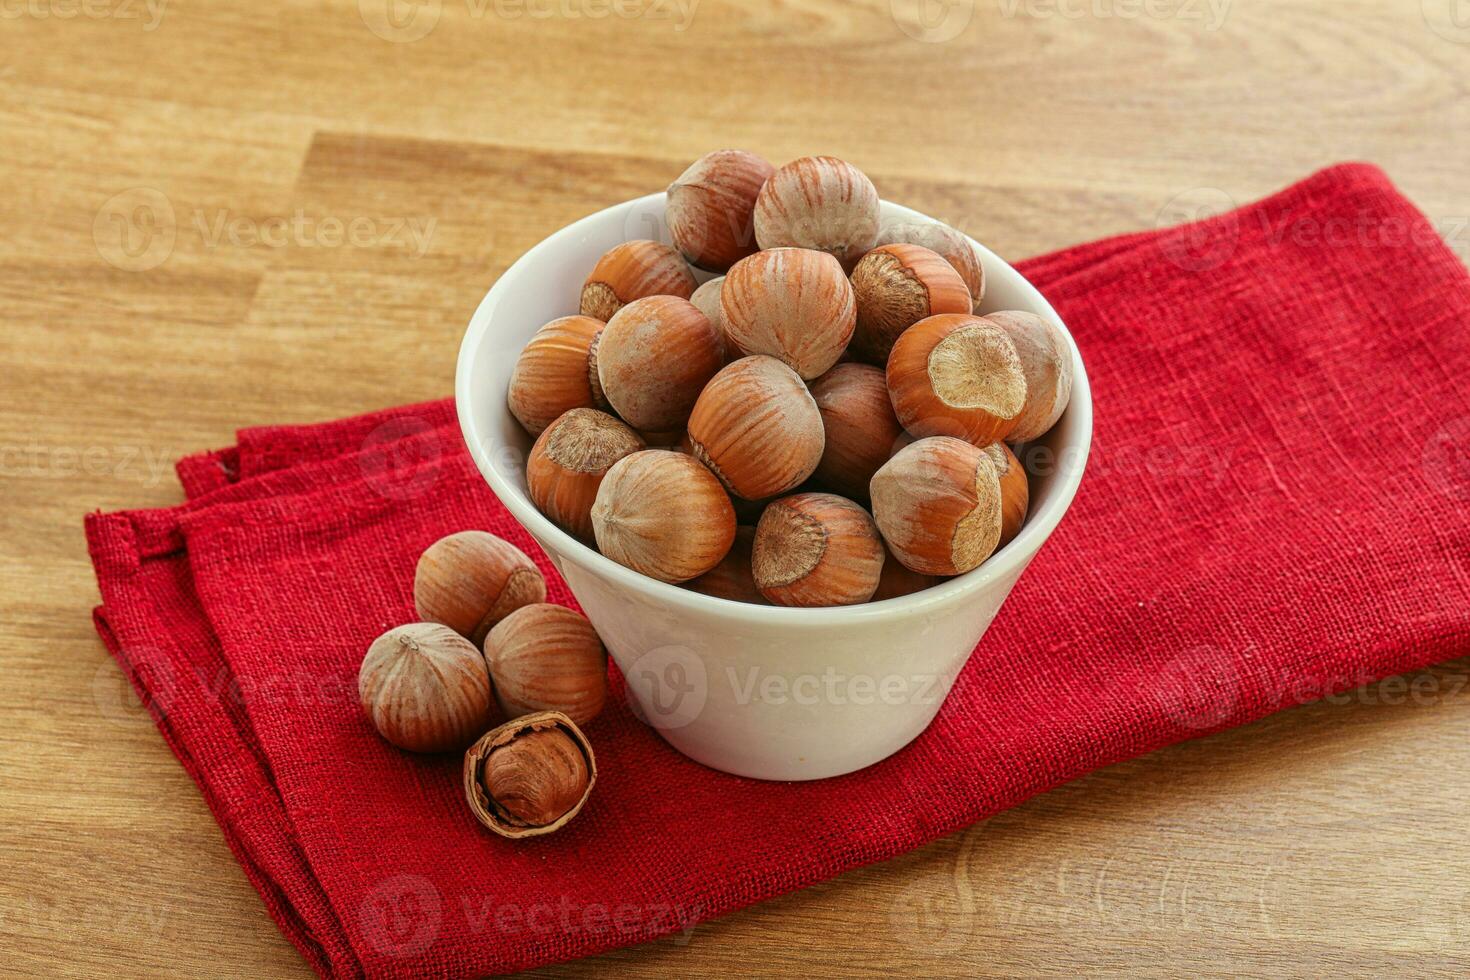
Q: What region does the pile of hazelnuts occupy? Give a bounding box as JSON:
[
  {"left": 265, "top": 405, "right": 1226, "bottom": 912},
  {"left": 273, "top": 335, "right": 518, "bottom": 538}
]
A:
[{"left": 506, "top": 151, "right": 1073, "bottom": 607}]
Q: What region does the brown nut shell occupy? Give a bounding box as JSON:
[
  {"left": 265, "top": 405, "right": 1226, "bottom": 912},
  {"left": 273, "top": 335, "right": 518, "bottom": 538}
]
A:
[
  {"left": 850, "top": 243, "right": 972, "bottom": 364},
  {"left": 580, "top": 239, "right": 696, "bottom": 322},
  {"left": 507, "top": 315, "right": 608, "bottom": 437},
  {"left": 720, "top": 248, "right": 855, "bottom": 379},
  {"left": 527, "top": 409, "right": 645, "bottom": 542},
  {"left": 983, "top": 441, "right": 1029, "bottom": 548},
  {"left": 414, "top": 531, "right": 546, "bottom": 645},
  {"left": 483, "top": 603, "right": 607, "bottom": 727},
  {"left": 875, "top": 221, "right": 986, "bottom": 312},
  {"left": 596, "top": 295, "right": 724, "bottom": 433},
  {"left": 809, "top": 362, "right": 908, "bottom": 503},
  {"left": 464, "top": 711, "right": 596, "bottom": 839},
  {"left": 591, "top": 449, "right": 737, "bottom": 583},
  {"left": 754, "top": 156, "right": 880, "bottom": 271},
  {"left": 666, "top": 149, "right": 775, "bottom": 272},
  {"left": 684, "top": 525, "right": 766, "bottom": 604},
  {"left": 687, "top": 355, "right": 824, "bottom": 500},
  {"left": 753, "top": 493, "right": 885, "bottom": 607},
  {"left": 689, "top": 276, "right": 740, "bottom": 363},
  {"left": 985, "top": 310, "right": 1074, "bottom": 442},
  {"left": 359, "top": 623, "right": 495, "bottom": 754},
  {"left": 886, "top": 313, "right": 1028, "bottom": 446},
  {"left": 869, "top": 436, "right": 1004, "bottom": 576},
  {"left": 871, "top": 545, "right": 941, "bottom": 601}
]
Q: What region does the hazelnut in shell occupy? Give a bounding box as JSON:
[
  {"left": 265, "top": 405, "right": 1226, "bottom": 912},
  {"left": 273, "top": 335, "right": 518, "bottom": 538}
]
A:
[
  {"left": 527, "top": 409, "right": 645, "bottom": 542},
  {"left": 754, "top": 155, "right": 880, "bottom": 270},
  {"left": 666, "top": 149, "right": 775, "bottom": 272},
  {"left": 483, "top": 603, "right": 607, "bottom": 727},
  {"left": 464, "top": 711, "right": 596, "bottom": 838},
  {"left": 687, "top": 355, "right": 824, "bottom": 500},
  {"left": 871, "top": 545, "right": 941, "bottom": 601},
  {"left": 849, "top": 242, "right": 972, "bottom": 365},
  {"left": 753, "top": 493, "right": 885, "bottom": 607},
  {"left": 596, "top": 295, "right": 724, "bottom": 433},
  {"left": 720, "top": 248, "right": 855, "bottom": 380},
  {"left": 869, "top": 436, "right": 1004, "bottom": 576},
  {"left": 984, "top": 441, "right": 1030, "bottom": 548},
  {"left": 359, "top": 623, "right": 494, "bottom": 753},
  {"left": 414, "top": 531, "right": 546, "bottom": 645},
  {"left": 507, "top": 315, "right": 608, "bottom": 437},
  {"left": 684, "top": 525, "right": 766, "bottom": 604},
  {"left": 808, "top": 362, "right": 908, "bottom": 502},
  {"left": 688, "top": 275, "right": 738, "bottom": 362},
  {"left": 875, "top": 220, "right": 986, "bottom": 311},
  {"left": 580, "top": 239, "right": 696, "bottom": 322},
  {"left": 591, "top": 449, "right": 737, "bottom": 583},
  {"left": 986, "top": 310, "right": 1074, "bottom": 442},
  {"left": 886, "top": 313, "right": 1028, "bottom": 446}
]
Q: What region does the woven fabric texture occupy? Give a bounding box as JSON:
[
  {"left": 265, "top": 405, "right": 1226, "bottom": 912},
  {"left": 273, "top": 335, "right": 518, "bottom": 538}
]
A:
[{"left": 86, "top": 164, "right": 1470, "bottom": 978}]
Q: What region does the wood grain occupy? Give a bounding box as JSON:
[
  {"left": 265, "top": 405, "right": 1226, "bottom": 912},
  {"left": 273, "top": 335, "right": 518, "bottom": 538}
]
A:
[{"left": 3, "top": 0, "right": 1468, "bottom": 975}]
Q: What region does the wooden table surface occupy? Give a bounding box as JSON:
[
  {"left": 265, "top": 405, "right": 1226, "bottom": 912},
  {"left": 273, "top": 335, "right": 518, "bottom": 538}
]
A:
[{"left": 4, "top": 0, "right": 1469, "bottom": 975}]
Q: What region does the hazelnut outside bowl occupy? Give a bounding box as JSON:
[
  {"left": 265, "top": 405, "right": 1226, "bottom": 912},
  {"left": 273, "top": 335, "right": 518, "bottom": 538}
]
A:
[{"left": 457, "top": 192, "right": 1092, "bottom": 781}]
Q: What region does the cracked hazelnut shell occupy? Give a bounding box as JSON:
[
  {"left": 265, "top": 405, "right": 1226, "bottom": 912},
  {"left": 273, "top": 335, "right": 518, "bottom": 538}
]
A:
[{"left": 464, "top": 711, "right": 596, "bottom": 838}]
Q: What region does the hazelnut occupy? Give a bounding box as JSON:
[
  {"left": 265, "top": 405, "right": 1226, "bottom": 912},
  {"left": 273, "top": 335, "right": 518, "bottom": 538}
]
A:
[
  {"left": 886, "top": 313, "right": 1028, "bottom": 446},
  {"left": 414, "top": 531, "right": 546, "bottom": 645},
  {"left": 984, "top": 441, "right": 1029, "bottom": 548},
  {"left": 875, "top": 220, "right": 986, "bottom": 311},
  {"left": 527, "top": 409, "right": 644, "bottom": 542},
  {"left": 753, "top": 493, "right": 885, "bottom": 607},
  {"left": 666, "top": 149, "right": 775, "bottom": 272},
  {"left": 591, "top": 449, "right": 737, "bottom": 583},
  {"left": 808, "top": 362, "right": 908, "bottom": 502},
  {"left": 596, "top": 295, "right": 724, "bottom": 433},
  {"left": 507, "top": 315, "right": 608, "bottom": 437},
  {"left": 754, "top": 155, "right": 880, "bottom": 270},
  {"left": 464, "top": 711, "right": 596, "bottom": 838},
  {"left": 985, "top": 311, "right": 1074, "bottom": 442},
  {"left": 720, "top": 248, "right": 855, "bottom": 379},
  {"left": 688, "top": 275, "right": 738, "bottom": 362},
  {"left": 483, "top": 603, "right": 607, "bottom": 727},
  {"left": 849, "top": 243, "right": 972, "bottom": 364},
  {"left": 687, "top": 355, "right": 824, "bottom": 500},
  {"left": 871, "top": 545, "right": 941, "bottom": 601},
  {"left": 580, "top": 240, "right": 696, "bottom": 322},
  {"left": 684, "top": 526, "right": 767, "bottom": 604},
  {"left": 869, "top": 436, "right": 1004, "bottom": 576},
  {"left": 358, "top": 623, "right": 494, "bottom": 753}
]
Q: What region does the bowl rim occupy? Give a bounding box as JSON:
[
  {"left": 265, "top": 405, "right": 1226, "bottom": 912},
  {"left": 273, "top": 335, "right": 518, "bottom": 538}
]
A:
[{"left": 456, "top": 192, "right": 1093, "bottom": 629}]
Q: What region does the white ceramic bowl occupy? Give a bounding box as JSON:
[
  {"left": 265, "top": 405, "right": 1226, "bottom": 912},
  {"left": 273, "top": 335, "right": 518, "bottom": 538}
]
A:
[{"left": 457, "top": 193, "right": 1092, "bottom": 781}]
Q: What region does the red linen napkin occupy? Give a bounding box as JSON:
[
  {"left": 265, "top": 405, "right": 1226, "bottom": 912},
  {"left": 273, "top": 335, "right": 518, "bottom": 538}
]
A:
[{"left": 87, "top": 163, "right": 1470, "bottom": 978}]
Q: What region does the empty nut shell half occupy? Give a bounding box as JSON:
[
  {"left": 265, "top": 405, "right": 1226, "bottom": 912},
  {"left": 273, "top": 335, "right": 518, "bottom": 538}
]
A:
[{"left": 464, "top": 711, "right": 596, "bottom": 839}]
